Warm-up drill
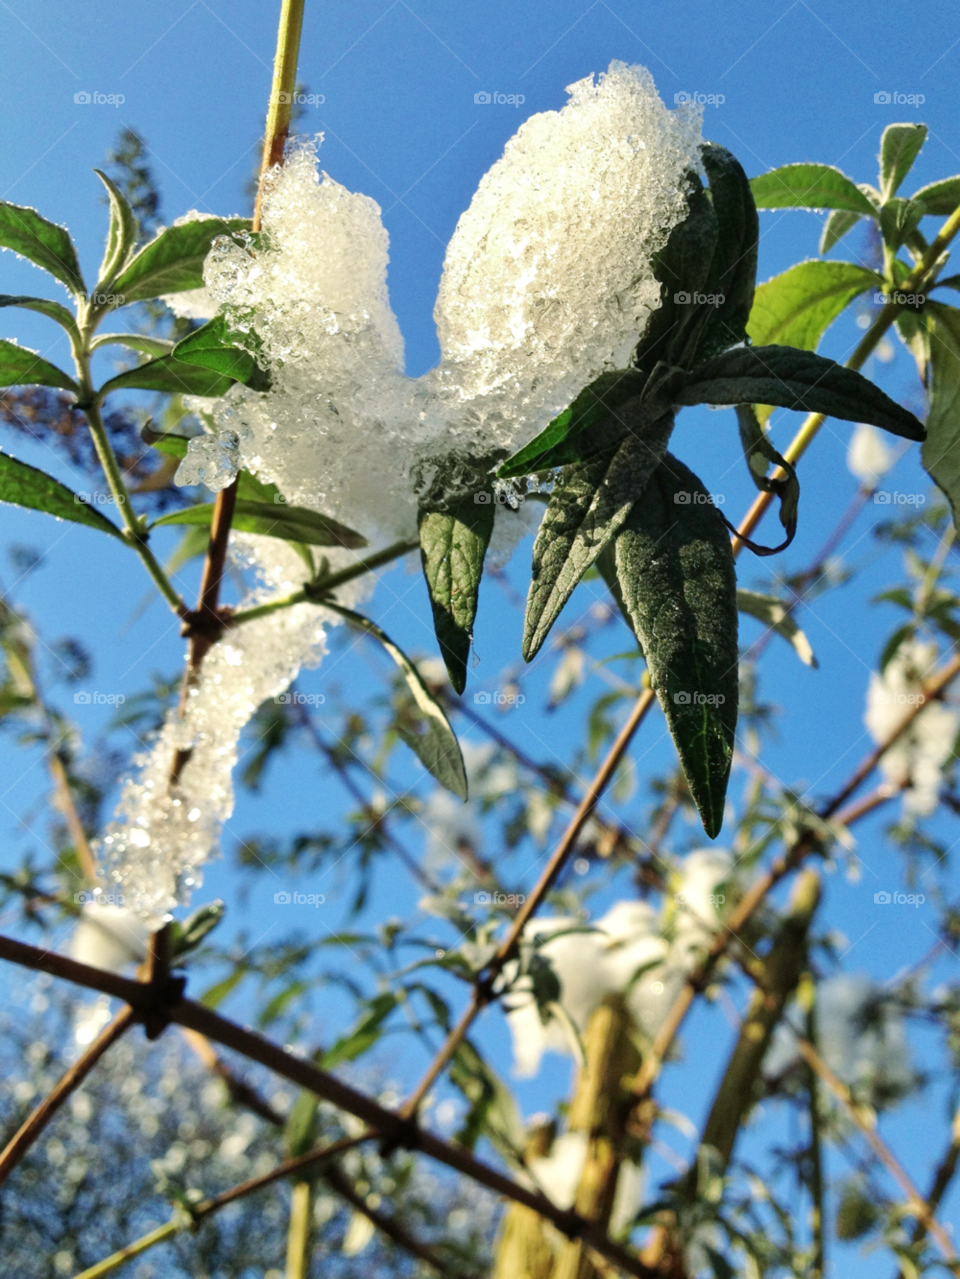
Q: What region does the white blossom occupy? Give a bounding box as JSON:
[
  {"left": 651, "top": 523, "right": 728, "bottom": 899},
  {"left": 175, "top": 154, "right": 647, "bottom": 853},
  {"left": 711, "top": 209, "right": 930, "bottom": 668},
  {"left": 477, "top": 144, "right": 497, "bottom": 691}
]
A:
[{"left": 847, "top": 422, "right": 895, "bottom": 487}]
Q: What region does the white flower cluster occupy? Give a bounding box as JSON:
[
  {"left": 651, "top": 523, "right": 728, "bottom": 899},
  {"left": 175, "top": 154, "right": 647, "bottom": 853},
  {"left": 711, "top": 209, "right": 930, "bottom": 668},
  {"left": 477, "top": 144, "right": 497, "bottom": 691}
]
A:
[
  {"left": 865, "top": 638, "right": 958, "bottom": 815},
  {"left": 99, "top": 63, "right": 704, "bottom": 918},
  {"left": 504, "top": 851, "right": 732, "bottom": 1078},
  {"left": 847, "top": 422, "right": 895, "bottom": 488}
]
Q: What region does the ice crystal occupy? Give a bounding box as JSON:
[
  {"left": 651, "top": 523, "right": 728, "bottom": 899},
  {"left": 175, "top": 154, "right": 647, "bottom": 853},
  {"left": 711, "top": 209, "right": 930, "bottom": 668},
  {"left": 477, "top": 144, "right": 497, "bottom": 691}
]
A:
[{"left": 103, "top": 62, "right": 704, "bottom": 917}]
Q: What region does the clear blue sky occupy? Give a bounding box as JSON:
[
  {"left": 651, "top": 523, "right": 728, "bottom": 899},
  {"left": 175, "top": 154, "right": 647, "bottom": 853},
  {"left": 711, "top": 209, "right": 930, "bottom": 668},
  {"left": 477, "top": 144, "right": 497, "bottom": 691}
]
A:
[{"left": 1, "top": 0, "right": 958, "bottom": 1267}]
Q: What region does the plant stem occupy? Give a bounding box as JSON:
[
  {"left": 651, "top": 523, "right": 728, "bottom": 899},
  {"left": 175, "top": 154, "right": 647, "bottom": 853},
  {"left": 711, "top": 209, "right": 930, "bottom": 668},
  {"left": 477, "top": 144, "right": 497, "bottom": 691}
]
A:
[
  {"left": 253, "top": 0, "right": 307, "bottom": 230},
  {"left": 804, "top": 980, "right": 825, "bottom": 1279},
  {"left": 285, "top": 1179, "right": 312, "bottom": 1279}
]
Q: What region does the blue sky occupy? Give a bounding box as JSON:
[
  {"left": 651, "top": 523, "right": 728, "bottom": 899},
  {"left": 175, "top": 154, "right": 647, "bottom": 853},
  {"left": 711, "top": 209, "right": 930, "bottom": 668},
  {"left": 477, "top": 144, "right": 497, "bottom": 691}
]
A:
[{"left": 1, "top": 0, "right": 959, "bottom": 1268}]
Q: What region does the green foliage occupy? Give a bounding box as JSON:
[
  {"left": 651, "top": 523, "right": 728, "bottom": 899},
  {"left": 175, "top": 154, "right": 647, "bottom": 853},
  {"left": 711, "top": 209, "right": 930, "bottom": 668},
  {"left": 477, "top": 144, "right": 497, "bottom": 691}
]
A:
[
  {"left": 110, "top": 217, "right": 251, "bottom": 305},
  {"left": 153, "top": 497, "right": 367, "bottom": 550},
  {"left": 750, "top": 163, "right": 877, "bottom": 215},
  {"left": 97, "top": 353, "right": 236, "bottom": 398},
  {"left": 921, "top": 302, "right": 960, "bottom": 525},
  {"left": 0, "top": 339, "right": 77, "bottom": 394},
  {"left": 0, "top": 450, "right": 125, "bottom": 539},
  {"left": 93, "top": 169, "right": 138, "bottom": 291},
  {"left": 746, "top": 260, "right": 879, "bottom": 351},
  {"left": 0, "top": 200, "right": 86, "bottom": 297},
  {"left": 172, "top": 313, "right": 272, "bottom": 391}
]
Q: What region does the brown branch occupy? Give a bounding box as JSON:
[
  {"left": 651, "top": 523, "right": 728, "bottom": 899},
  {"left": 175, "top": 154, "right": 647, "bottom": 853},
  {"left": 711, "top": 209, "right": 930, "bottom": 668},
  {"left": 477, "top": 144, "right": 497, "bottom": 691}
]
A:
[
  {"left": 796, "top": 1037, "right": 959, "bottom": 1270},
  {"left": 400, "top": 687, "right": 657, "bottom": 1119},
  {"left": 0, "top": 1004, "right": 135, "bottom": 1186}
]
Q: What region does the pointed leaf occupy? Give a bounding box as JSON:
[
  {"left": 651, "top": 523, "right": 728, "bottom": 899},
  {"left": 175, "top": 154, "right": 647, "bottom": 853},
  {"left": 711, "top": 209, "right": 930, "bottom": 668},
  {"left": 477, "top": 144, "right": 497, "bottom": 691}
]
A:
[
  {"left": 676, "top": 345, "right": 925, "bottom": 441},
  {"left": 921, "top": 301, "right": 960, "bottom": 525},
  {"left": 93, "top": 169, "right": 138, "bottom": 289},
  {"left": 91, "top": 333, "right": 175, "bottom": 358},
  {"left": 746, "top": 260, "right": 879, "bottom": 351},
  {"left": 0, "top": 294, "right": 80, "bottom": 344},
  {"left": 879, "top": 124, "right": 928, "bottom": 201},
  {"left": 878, "top": 197, "right": 926, "bottom": 252},
  {"left": 0, "top": 339, "right": 77, "bottom": 393},
  {"left": 614, "top": 454, "right": 738, "bottom": 837},
  {"left": 111, "top": 218, "right": 251, "bottom": 305},
  {"left": 498, "top": 370, "right": 648, "bottom": 477},
  {"left": 321, "top": 992, "right": 398, "bottom": 1069},
  {"left": 697, "top": 144, "right": 760, "bottom": 361},
  {"left": 522, "top": 410, "right": 676, "bottom": 661},
  {"left": 0, "top": 451, "right": 124, "bottom": 539},
  {"left": 908, "top": 176, "right": 960, "bottom": 217},
  {"left": 819, "top": 208, "right": 863, "bottom": 254},
  {"left": 736, "top": 589, "right": 817, "bottom": 667},
  {"left": 98, "top": 355, "right": 235, "bottom": 399},
  {"left": 0, "top": 200, "right": 85, "bottom": 297},
  {"left": 750, "top": 164, "right": 877, "bottom": 215},
  {"left": 151, "top": 498, "right": 367, "bottom": 549},
  {"left": 418, "top": 488, "right": 495, "bottom": 695},
  {"left": 173, "top": 313, "right": 271, "bottom": 391},
  {"left": 320, "top": 600, "right": 468, "bottom": 800}
]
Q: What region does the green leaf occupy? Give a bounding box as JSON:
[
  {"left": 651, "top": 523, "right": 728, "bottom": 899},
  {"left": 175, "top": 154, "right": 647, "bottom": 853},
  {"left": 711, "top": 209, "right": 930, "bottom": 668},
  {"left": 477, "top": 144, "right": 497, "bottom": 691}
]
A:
[
  {"left": 172, "top": 313, "right": 271, "bottom": 391},
  {"left": 151, "top": 498, "right": 367, "bottom": 549},
  {"left": 418, "top": 484, "right": 495, "bottom": 695},
  {"left": 97, "top": 355, "right": 235, "bottom": 399},
  {"left": 111, "top": 217, "right": 251, "bottom": 305},
  {"left": 819, "top": 208, "right": 863, "bottom": 254},
  {"left": 450, "top": 1038, "right": 525, "bottom": 1160},
  {"left": 697, "top": 144, "right": 760, "bottom": 361},
  {"left": 0, "top": 450, "right": 124, "bottom": 539},
  {"left": 284, "top": 1090, "right": 319, "bottom": 1159},
  {"left": 878, "top": 197, "right": 926, "bottom": 253},
  {"left": 736, "top": 589, "right": 817, "bottom": 667},
  {"left": 91, "top": 333, "right": 175, "bottom": 358},
  {"left": 321, "top": 992, "right": 397, "bottom": 1070},
  {"left": 676, "top": 345, "right": 926, "bottom": 441},
  {"left": 165, "top": 524, "right": 209, "bottom": 575},
  {"left": 746, "top": 260, "right": 879, "bottom": 351},
  {"left": 921, "top": 301, "right": 960, "bottom": 525},
  {"left": 497, "top": 370, "right": 648, "bottom": 477},
  {"left": 613, "top": 453, "right": 738, "bottom": 838},
  {"left": 750, "top": 164, "right": 877, "bottom": 215},
  {"left": 879, "top": 124, "right": 928, "bottom": 201},
  {"left": 0, "top": 200, "right": 85, "bottom": 297},
  {"left": 319, "top": 600, "right": 468, "bottom": 800},
  {"left": 522, "top": 411, "right": 676, "bottom": 661},
  {"left": 0, "top": 294, "right": 81, "bottom": 344},
  {"left": 93, "top": 169, "right": 138, "bottom": 289},
  {"left": 170, "top": 900, "right": 225, "bottom": 959},
  {"left": 141, "top": 425, "right": 189, "bottom": 458},
  {"left": 634, "top": 171, "right": 719, "bottom": 374},
  {"left": 735, "top": 404, "right": 800, "bottom": 553},
  {"left": 0, "top": 339, "right": 78, "bottom": 393},
  {"left": 908, "top": 175, "right": 960, "bottom": 217}
]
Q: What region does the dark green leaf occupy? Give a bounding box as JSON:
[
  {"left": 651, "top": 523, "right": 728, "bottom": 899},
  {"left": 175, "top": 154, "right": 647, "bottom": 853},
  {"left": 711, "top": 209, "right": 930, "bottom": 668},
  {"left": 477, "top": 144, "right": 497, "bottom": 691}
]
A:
[
  {"left": 98, "top": 355, "right": 235, "bottom": 399},
  {"left": 522, "top": 411, "right": 676, "bottom": 661},
  {"left": 746, "top": 260, "right": 879, "bottom": 350},
  {"left": 418, "top": 484, "right": 495, "bottom": 695},
  {"left": 750, "top": 164, "right": 877, "bottom": 215},
  {"left": 320, "top": 601, "right": 468, "bottom": 800},
  {"left": 173, "top": 313, "right": 271, "bottom": 391},
  {"left": 0, "top": 200, "right": 85, "bottom": 297},
  {"left": 921, "top": 301, "right": 960, "bottom": 524},
  {"left": 696, "top": 144, "right": 760, "bottom": 361},
  {"left": 819, "top": 209, "right": 863, "bottom": 254},
  {"left": 879, "top": 124, "right": 927, "bottom": 201},
  {"left": 284, "top": 1090, "right": 319, "bottom": 1159},
  {"left": 736, "top": 589, "right": 817, "bottom": 667},
  {"left": 677, "top": 345, "right": 925, "bottom": 441},
  {"left": 450, "top": 1038, "right": 524, "bottom": 1160},
  {"left": 93, "top": 169, "right": 138, "bottom": 289},
  {"left": 497, "top": 370, "right": 647, "bottom": 477},
  {"left": 0, "top": 450, "right": 124, "bottom": 539},
  {"left": 613, "top": 453, "right": 738, "bottom": 838},
  {"left": 170, "top": 900, "right": 225, "bottom": 959},
  {"left": 0, "top": 339, "right": 78, "bottom": 393},
  {"left": 634, "top": 171, "right": 719, "bottom": 374},
  {"left": 879, "top": 621, "right": 917, "bottom": 674},
  {"left": 111, "top": 217, "right": 251, "bottom": 305},
  {"left": 0, "top": 294, "right": 80, "bottom": 344},
  {"left": 151, "top": 498, "right": 367, "bottom": 549},
  {"left": 908, "top": 176, "right": 960, "bottom": 217},
  {"left": 92, "top": 333, "right": 175, "bottom": 358},
  {"left": 321, "top": 992, "right": 397, "bottom": 1069},
  {"left": 735, "top": 403, "right": 800, "bottom": 553},
  {"left": 141, "top": 425, "right": 189, "bottom": 458}
]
